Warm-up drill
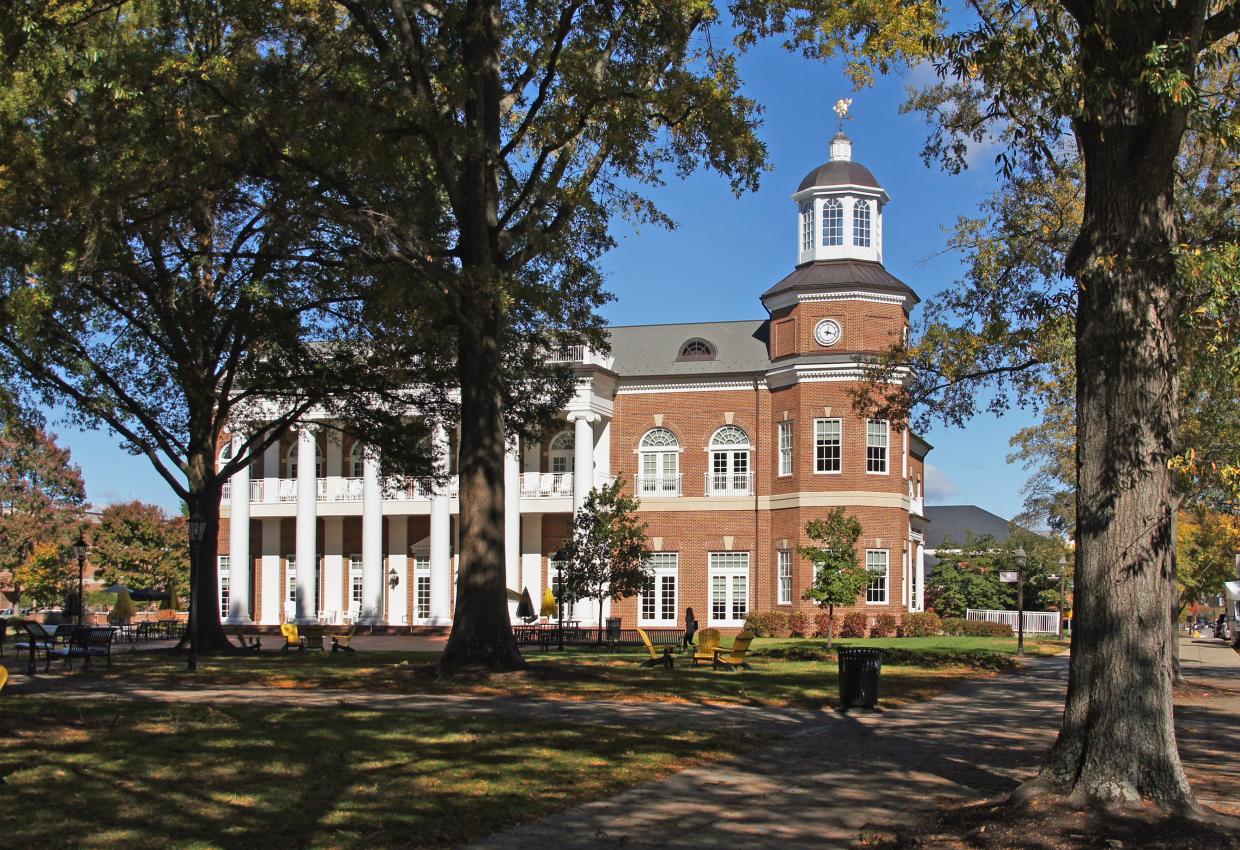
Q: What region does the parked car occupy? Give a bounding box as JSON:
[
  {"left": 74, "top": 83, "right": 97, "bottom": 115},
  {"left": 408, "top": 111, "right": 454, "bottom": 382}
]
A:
[{"left": 0, "top": 607, "right": 12, "bottom": 616}]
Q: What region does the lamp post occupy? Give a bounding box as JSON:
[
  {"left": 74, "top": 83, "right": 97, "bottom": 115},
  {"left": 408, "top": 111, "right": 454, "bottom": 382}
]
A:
[
  {"left": 1056, "top": 554, "right": 1068, "bottom": 639},
  {"left": 1014, "top": 546, "right": 1027, "bottom": 657},
  {"left": 73, "top": 534, "right": 87, "bottom": 627},
  {"left": 186, "top": 513, "right": 207, "bottom": 672},
  {"left": 553, "top": 547, "right": 567, "bottom": 652}
]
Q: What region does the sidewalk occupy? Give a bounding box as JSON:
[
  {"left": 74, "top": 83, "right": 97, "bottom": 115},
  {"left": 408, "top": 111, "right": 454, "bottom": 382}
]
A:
[{"left": 470, "top": 657, "right": 1073, "bottom": 849}]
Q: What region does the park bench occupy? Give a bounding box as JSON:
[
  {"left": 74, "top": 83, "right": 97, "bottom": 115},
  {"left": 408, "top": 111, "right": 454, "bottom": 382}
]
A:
[
  {"left": 14, "top": 621, "right": 55, "bottom": 675},
  {"left": 48, "top": 626, "right": 115, "bottom": 671}
]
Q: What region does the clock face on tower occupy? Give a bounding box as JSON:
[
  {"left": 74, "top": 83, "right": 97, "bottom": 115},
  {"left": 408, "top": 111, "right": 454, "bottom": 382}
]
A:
[{"left": 814, "top": 318, "right": 843, "bottom": 347}]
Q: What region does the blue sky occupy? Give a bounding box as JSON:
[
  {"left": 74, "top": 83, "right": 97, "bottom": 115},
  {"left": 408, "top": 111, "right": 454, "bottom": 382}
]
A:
[{"left": 46, "top": 35, "right": 1037, "bottom": 521}]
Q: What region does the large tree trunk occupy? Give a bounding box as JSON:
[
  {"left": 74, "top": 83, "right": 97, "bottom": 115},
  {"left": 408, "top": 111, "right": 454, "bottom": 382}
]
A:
[
  {"left": 184, "top": 444, "right": 232, "bottom": 654},
  {"left": 438, "top": 0, "right": 524, "bottom": 672},
  {"left": 1022, "top": 30, "right": 1197, "bottom": 808}
]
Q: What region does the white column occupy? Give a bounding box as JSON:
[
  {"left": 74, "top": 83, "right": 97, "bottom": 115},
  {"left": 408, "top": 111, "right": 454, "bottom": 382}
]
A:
[
  {"left": 504, "top": 444, "right": 521, "bottom": 597},
  {"left": 361, "top": 449, "right": 385, "bottom": 623},
  {"left": 387, "top": 517, "right": 408, "bottom": 627},
  {"left": 260, "top": 519, "right": 281, "bottom": 624},
  {"left": 263, "top": 436, "right": 281, "bottom": 504},
  {"left": 521, "top": 513, "right": 543, "bottom": 619},
  {"left": 295, "top": 425, "right": 318, "bottom": 624},
  {"left": 429, "top": 424, "right": 452, "bottom": 625},
  {"left": 323, "top": 518, "right": 344, "bottom": 623},
  {"left": 226, "top": 434, "right": 252, "bottom": 623},
  {"left": 571, "top": 413, "right": 595, "bottom": 511},
  {"left": 915, "top": 544, "right": 926, "bottom": 612}
]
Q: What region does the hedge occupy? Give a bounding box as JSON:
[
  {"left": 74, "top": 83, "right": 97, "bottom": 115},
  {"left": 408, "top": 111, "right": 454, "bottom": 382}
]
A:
[{"left": 941, "top": 617, "right": 1012, "bottom": 637}]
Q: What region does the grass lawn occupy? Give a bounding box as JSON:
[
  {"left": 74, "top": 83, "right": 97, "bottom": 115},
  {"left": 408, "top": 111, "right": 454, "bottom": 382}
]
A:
[
  {"left": 66, "top": 634, "right": 1066, "bottom": 709},
  {"left": 0, "top": 698, "right": 752, "bottom": 849}
]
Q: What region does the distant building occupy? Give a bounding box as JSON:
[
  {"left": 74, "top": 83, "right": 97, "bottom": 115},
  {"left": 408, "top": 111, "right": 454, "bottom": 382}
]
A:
[{"left": 923, "top": 504, "right": 1036, "bottom": 570}]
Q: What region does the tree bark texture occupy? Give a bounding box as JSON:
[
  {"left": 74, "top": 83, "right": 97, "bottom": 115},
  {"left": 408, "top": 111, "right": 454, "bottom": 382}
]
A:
[
  {"left": 438, "top": 0, "right": 525, "bottom": 671},
  {"left": 1028, "top": 17, "right": 1197, "bottom": 807},
  {"left": 186, "top": 443, "right": 231, "bottom": 654}
]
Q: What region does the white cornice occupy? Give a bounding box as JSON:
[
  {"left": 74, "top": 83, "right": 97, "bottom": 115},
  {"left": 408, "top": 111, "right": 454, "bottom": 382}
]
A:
[
  {"left": 763, "top": 289, "right": 913, "bottom": 312},
  {"left": 617, "top": 378, "right": 759, "bottom": 395},
  {"left": 765, "top": 361, "right": 907, "bottom": 389}
]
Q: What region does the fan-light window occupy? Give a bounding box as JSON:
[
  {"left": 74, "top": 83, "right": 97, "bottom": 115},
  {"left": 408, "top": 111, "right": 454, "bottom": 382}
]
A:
[{"left": 678, "top": 339, "right": 715, "bottom": 360}]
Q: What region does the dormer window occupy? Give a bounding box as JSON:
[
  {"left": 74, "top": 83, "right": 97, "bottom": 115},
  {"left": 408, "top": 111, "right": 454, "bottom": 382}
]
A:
[
  {"left": 800, "top": 203, "right": 814, "bottom": 252},
  {"left": 678, "top": 339, "right": 715, "bottom": 361},
  {"left": 854, "top": 200, "right": 872, "bottom": 248},
  {"left": 821, "top": 198, "right": 843, "bottom": 246}
]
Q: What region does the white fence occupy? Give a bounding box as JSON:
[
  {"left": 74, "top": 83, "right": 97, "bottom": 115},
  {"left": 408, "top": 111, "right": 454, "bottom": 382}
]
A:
[{"left": 966, "top": 608, "right": 1060, "bottom": 634}]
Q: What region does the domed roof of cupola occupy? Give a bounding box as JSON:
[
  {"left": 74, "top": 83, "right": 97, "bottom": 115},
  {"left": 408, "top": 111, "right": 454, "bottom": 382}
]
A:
[{"left": 796, "top": 132, "right": 882, "bottom": 192}]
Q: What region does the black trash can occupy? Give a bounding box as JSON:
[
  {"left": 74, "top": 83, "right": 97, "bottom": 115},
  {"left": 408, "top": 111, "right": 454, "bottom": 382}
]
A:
[
  {"left": 838, "top": 647, "right": 883, "bottom": 708},
  {"left": 605, "top": 617, "right": 622, "bottom": 644}
]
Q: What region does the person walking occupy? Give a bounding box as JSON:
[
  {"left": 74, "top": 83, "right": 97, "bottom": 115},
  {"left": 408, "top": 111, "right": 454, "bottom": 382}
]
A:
[{"left": 683, "top": 607, "right": 698, "bottom": 649}]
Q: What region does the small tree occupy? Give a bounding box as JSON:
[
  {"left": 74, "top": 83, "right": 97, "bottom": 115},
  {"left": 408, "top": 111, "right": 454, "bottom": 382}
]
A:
[
  {"left": 559, "top": 479, "right": 652, "bottom": 635},
  {"left": 91, "top": 502, "right": 189, "bottom": 601},
  {"left": 798, "top": 509, "right": 867, "bottom": 647},
  {"left": 13, "top": 541, "right": 75, "bottom": 609},
  {"left": 110, "top": 588, "right": 137, "bottom": 625}
]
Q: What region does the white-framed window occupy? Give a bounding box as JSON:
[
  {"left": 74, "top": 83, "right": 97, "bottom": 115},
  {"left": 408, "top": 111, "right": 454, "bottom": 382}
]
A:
[
  {"left": 549, "top": 431, "right": 574, "bottom": 475},
  {"left": 286, "top": 556, "right": 297, "bottom": 604},
  {"left": 638, "top": 428, "right": 681, "bottom": 496},
  {"left": 777, "top": 550, "right": 793, "bottom": 605},
  {"left": 219, "top": 555, "right": 231, "bottom": 619},
  {"left": 639, "top": 553, "right": 678, "bottom": 626},
  {"left": 801, "top": 202, "right": 814, "bottom": 252},
  {"left": 854, "top": 200, "right": 872, "bottom": 247},
  {"left": 708, "top": 552, "right": 749, "bottom": 626},
  {"left": 866, "top": 549, "right": 889, "bottom": 604},
  {"left": 349, "top": 442, "right": 365, "bottom": 478},
  {"left": 778, "top": 421, "right": 793, "bottom": 477},
  {"left": 815, "top": 418, "right": 842, "bottom": 473},
  {"left": 349, "top": 555, "right": 364, "bottom": 610},
  {"left": 708, "top": 426, "right": 751, "bottom": 496},
  {"left": 413, "top": 556, "right": 431, "bottom": 621},
  {"left": 821, "top": 198, "right": 843, "bottom": 246},
  {"left": 287, "top": 440, "right": 324, "bottom": 478},
  {"left": 217, "top": 441, "right": 234, "bottom": 472},
  {"left": 866, "top": 419, "right": 889, "bottom": 474},
  {"left": 678, "top": 339, "right": 715, "bottom": 360}
]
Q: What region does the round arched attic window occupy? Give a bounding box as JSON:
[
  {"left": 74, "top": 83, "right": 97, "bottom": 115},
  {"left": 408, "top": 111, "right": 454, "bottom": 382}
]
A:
[{"left": 677, "top": 338, "right": 715, "bottom": 361}]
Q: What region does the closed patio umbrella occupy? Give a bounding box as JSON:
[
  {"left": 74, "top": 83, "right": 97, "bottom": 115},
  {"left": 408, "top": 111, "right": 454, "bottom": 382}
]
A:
[
  {"left": 540, "top": 588, "right": 557, "bottom": 619},
  {"left": 515, "top": 588, "right": 536, "bottom": 623}
]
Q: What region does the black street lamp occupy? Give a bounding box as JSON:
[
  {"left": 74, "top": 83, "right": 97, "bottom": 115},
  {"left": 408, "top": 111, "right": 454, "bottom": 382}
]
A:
[
  {"left": 552, "top": 547, "right": 568, "bottom": 652},
  {"left": 1014, "top": 546, "right": 1027, "bottom": 657},
  {"left": 186, "top": 513, "right": 207, "bottom": 672},
  {"left": 73, "top": 534, "right": 87, "bottom": 627}
]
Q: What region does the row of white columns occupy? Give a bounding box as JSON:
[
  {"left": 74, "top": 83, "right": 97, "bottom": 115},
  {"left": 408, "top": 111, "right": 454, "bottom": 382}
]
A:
[{"left": 225, "top": 415, "right": 602, "bottom": 626}]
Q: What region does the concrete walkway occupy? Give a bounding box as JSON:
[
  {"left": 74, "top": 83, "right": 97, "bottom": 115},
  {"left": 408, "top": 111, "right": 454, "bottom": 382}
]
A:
[{"left": 471, "top": 657, "right": 1073, "bottom": 849}]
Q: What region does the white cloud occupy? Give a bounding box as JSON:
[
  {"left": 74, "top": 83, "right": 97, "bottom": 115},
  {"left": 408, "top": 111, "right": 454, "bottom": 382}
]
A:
[{"left": 924, "top": 463, "right": 960, "bottom": 501}]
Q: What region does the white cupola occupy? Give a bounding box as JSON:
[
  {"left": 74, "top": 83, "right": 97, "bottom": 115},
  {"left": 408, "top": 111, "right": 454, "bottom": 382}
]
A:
[{"left": 792, "top": 131, "right": 889, "bottom": 266}]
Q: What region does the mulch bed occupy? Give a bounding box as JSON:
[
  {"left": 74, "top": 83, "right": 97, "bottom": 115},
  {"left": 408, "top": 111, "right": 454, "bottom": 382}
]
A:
[{"left": 863, "top": 795, "right": 1240, "bottom": 850}]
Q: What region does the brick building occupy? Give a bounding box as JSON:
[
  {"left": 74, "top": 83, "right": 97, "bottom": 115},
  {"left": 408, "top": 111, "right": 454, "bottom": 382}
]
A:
[{"left": 216, "top": 131, "right": 931, "bottom": 632}]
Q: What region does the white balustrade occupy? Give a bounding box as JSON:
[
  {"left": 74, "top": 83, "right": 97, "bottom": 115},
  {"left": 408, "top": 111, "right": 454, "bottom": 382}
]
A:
[
  {"left": 705, "top": 471, "right": 753, "bottom": 497},
  {"left": 634, "top": 473, "right": 682, "bottom": 497},
  {"left": 251, "top": 480, "right": 264, "bottom": 502},
  {"left": 520, "top": 472, "right": 574, "bottom": 498}
]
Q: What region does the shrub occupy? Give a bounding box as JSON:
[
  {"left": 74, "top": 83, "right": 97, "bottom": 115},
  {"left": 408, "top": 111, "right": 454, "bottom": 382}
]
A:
[
  {"left": 787, "top": 610, "right": 810, "bottom": 637},
  {"left": 941, "top": 617, "right": 1012, "bottom": 637},
  {"left": 900, "top": 611, "right": 942, "bottom": 637},
  {"left": 812, "top": 611, "right": 837, "bottom": 639},
  {"left": 839, "top": 611, "right": 868, "bottom": 638},
  {"left": 743, "top": 610, "right": 789, "bottom": 637},
  {"left": 872, "top": 613, "right": 899, "bottom": 637}
]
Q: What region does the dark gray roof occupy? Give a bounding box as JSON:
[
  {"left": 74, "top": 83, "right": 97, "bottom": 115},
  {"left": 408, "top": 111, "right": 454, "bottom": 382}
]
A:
[
  {"left": 797, "top": 160, "right": 882, "bottom": 192},
  {"left": 924, "top": 505, "right": 1018, "bottom": 549},
  {"left": 608, "top": 320, "right": 770, "bottom": 377},
  {"left": 761, "top": 260, "right": 919, "bottom": 304}
]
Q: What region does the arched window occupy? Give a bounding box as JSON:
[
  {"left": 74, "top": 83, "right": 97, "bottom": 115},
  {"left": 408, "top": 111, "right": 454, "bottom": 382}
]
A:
[
  {"left": 853, "top": 200, "right": 872, "bottom": 247},
  {"left": 800, "top": 202, "right": 814, "bottom": 252},
  {"left": 217, "top": 441, "right": 234, "bottom": 472},
  {"left": 707, "top": 426, "right": 751, "bottom": 496},
  {"left": 638, "top": 428, "right": 680, "bottom": 496},
  {"left": 821, "top": 198, "right": 843, "bottom": 246},
  {"left": 677, "top": 339, "right": 715, "bottom": 360},
  {"left": 349, "top": 442, "right": 365, "bottom": 478},
  {"left": 548, "top": 430, "right": 574, "bottom": 475},
  {"left": 287, "top": 440, "right": 324, "bottom": 478}
]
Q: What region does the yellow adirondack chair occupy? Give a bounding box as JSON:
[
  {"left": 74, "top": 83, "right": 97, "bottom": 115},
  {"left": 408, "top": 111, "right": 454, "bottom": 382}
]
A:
[
  {"left": 636, "top": 627, "right": 673, "bottom": 669},
  {"left": 0, "top": 664, "right": 8, "bottom": 695},
  {"left": 691, "top": 628, "right": 721, "bottom": 666},
  {"left": 332, "top": 622, "right": 358, "bottom": 653},
  {"left": 713, "top": 632, "right": 755, "bottom": 670},
  {"left": 280, "top": 623, "right": 303, "bottom": 654}
]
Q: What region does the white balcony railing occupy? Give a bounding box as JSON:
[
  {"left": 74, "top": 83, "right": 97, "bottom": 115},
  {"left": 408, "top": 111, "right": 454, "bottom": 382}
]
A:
[
  {"left": 705, "top": 471, "right": 753, "bottom": 497},
  {"left": 332, "top": 477, "right": 364, "bottom": 502},
  {"left": 521, "top": 472, "right": 574, "bottom": 498},
  {"left": 548, "top": 345, "right": 586, "bottom": 363},
  {"left": 382, "top": 476, "right": 459, "bottom": 501},
  {"left": 222, "top": 479, "right": 266, "bottom": 503},
  {"left": 634, "top": 473, "right": 682, "bottom": 498}
]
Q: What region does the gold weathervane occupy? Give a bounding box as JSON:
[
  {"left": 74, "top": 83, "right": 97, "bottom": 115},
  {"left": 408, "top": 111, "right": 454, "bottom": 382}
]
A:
[{"left": 833, "top": 98, "right": 853, "bottom": 131}]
